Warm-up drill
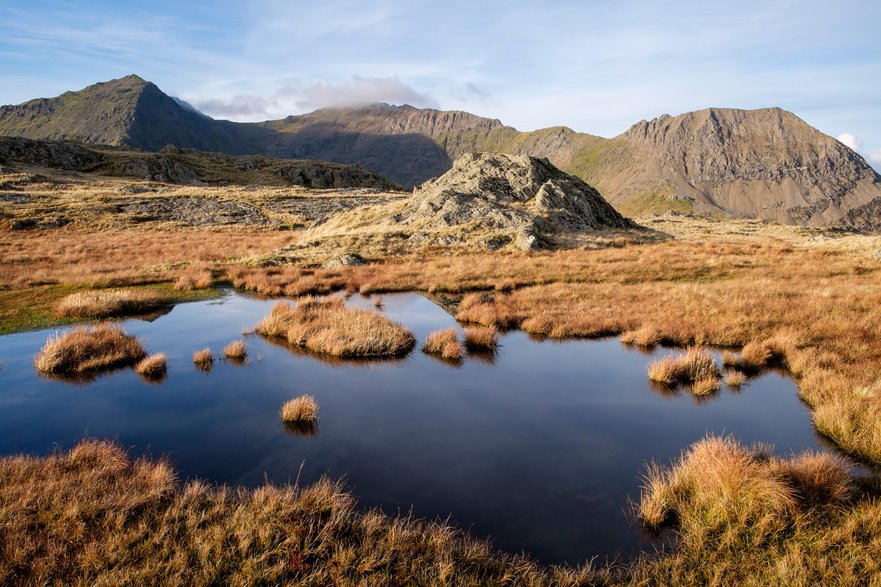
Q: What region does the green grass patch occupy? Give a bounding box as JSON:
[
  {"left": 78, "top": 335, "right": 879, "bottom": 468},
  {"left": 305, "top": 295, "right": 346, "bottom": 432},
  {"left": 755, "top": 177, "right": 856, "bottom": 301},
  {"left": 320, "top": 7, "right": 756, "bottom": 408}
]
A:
[{"left": 0, "top": 283, "right": 220, "bottom": 335}]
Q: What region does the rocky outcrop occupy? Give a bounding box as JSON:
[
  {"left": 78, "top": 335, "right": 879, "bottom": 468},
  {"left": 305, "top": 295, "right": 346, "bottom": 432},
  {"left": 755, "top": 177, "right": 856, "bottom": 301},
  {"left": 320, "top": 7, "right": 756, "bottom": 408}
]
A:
[{"left": 309, "top": 153, "right": 638, "bottom": 252}]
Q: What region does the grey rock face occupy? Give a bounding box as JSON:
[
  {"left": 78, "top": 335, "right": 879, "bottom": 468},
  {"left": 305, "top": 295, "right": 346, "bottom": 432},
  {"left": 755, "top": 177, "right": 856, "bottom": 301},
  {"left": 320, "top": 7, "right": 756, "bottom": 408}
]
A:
[
  {"left": 390, "top": 153, "right": 635, "bottom": 248},
  {"left": 322, "top": 253, "right": 368, "bottom": 268}
]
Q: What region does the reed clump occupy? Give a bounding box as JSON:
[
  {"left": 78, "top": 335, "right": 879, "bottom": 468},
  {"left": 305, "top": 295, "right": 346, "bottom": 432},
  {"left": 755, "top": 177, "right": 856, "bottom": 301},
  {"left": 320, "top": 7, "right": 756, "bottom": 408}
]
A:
[
  {"left": 35, "top": 325, "right": 146, "bottom": 374},
  {"left": 647, "top": 347, "right": 720, "bottom": 392},
  {"left": 192, "top": 348, "right": 214, "bottom": 369},
  {"left": 56, "top": 289, "right": 165, "bottom": 318},
  {"left": 422, "top": 328, "right": 463, "bottom": 361},
  {"left": 254, "top": 297, "right": 415, "bottom": 358},
  {"left": 222, "top": 340, "right": 247, "bottom": 360},
  {"left": 135, "top": 353, "right": 167, "bottom": 378},
  {"left": 280, "top": 394, "right": 319, "bottom": 424},
  {"left": 620, "top": 325, "right": 663, "bottom": 347},
  {"left": 463, "top": 326, "right": 498, "bottom": 351}
]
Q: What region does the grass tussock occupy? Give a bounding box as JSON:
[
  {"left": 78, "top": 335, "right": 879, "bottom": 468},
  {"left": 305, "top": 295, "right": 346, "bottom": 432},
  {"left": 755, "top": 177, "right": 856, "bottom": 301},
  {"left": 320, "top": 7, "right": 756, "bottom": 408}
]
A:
[
  {"left": 34, "top": 325, "right": 145, "bottom": 374},
  {"left": 422, "top": 328, "right": 463, "bottom": 361},
  {"left": 621, "top": 325, "right": 663, "bottom": 347},
  {"left": 222, "top": 340, "right": 247, "bottom": 360},
  {"left": 135, "top": 353, "right": 167, "bottom": 378},
  {"left": 647, "top": 347, "right": 720, "bottom": 391},
  {"left": 628, "top": 435, "right": 879, "bottom": 584},
  {"left": 280, "top": 394, "right": 319, "bottom": 423},
  {"left": 192, "top": 348, "right": 214, "bottom": 369},
  {"left": 254, "top": 297, "right": 415, "bottom": 358},
  {"left": 55, "top": 288, "right": 165, "bottom": 318},
  {"left": 0, "top": 440, "right": 606, "bottom": 586},
  {"left": 724, "top": 369, "right": 747, "bottom": 387},
  {"left": 725, "top": 336, "right": 797, "bottom": 372},
  {"left": 173, "top": 268, "right": 214, "bottom": 291},
  {"left": 463, "top": 326, "right": 498, "bottom": 351}
]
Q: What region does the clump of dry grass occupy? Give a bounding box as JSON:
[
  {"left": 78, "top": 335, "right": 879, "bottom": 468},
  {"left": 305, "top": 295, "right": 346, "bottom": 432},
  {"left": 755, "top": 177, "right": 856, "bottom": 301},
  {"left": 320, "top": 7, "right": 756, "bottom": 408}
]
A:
[
  {"left": 422, "top": 328, "right": 463, "bottom": 361},
  {"left": 35, "top": 325, "right": 146, "bottom": 374},
  {"left": 192, "top": 348, "right": 214, "bottom": 369},
  {"left": 691, "top": 377, "right": 720, "bottom": 396},
  {"left": 0, "top": 440, "right": 601, "bottom": 585},
  {"left": 222, "top": 340, "right": 247, "bottom": 360},
  {"left": 135, "top": 353, "right": 167, "bottom": 378},
  {"left": 637, "top": 436, "right": 858, "bottom": 583},
  {"left": 464, "top": 326, "right": 498, "bottom": 351},
  {"left": 724, "top": 370, "right": 747, "bottom": 387},
  {"left": 254, "top": 297, "right": 415, "bottom": 358},
  {"left": 724, "top": 336, "right": 796, "bottom": 372},
  {"left": 173, "top": 268, "right": 214, "bottom": 291},
  {"left": 647, "top": 347, "right": 720, "bottom": 392},
  {"left": 280, "top": 395, "right": 319, "bottom": 423},
  {"left": 621, "top": 325, "right": 663, "bottom": 347},
  {"left": 55, "top": 289, "right": 165, "bottom": 318}
]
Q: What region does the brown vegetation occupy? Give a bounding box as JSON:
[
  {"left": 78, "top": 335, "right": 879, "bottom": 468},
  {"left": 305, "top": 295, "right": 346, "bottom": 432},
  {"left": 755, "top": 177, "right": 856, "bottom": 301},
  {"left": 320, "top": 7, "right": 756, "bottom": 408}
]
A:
[
  {"left": 422, "top": 328, "right": 463, "bottom": 361},
  {"left": 463, "top": 326, "right": 498, "bottom": 351},
  {"left": 647, "top": 347, "right": 720, "bottom": 389},
  {"left": 620, "top": 325, "right": 663, "bottom": 347},
  {"left": 254, "top": 297, "right": 415, "bottom": 358},
  {"left": 222, "top": 340, "right": 247, "bottom": 360},
  {"left": 55, "top": 288, "right": 165, "bottom": 318},
  {"left": 0, "top": 440, "right": 600, "bottom": 586},
  {"left": 135, "top": 353, "right": 167, "bottom": 378},
  {"left": 724, "top": 370, "right": 747, "bottom": 387},
  {"left": 34, "top": 325, "right": 145, "bottom": 374},
  {"left": 173, "top": 268, "right": 214, "bottom": 291},
  {"left": 192, "top": 348, "right": 214, "bottom": 369},
  {"left": 280, "top": 395, "right": 319, "bottom": 424}
]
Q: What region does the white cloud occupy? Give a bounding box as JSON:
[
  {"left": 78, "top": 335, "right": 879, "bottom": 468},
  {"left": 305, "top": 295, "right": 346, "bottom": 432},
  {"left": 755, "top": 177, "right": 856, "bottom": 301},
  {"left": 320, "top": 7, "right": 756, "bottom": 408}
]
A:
[
  {"left": 291, "top": 76, "right": 437, "bottom": 110},
  {"left": 837, "top": 132, "right": 864, "bottom": 151}
]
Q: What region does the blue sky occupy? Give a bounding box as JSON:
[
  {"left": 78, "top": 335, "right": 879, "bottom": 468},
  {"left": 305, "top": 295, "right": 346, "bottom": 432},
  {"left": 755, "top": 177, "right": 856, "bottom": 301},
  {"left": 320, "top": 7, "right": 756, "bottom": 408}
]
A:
[{"left": 1, "top": 0, "right": 879, "bottom": 168}]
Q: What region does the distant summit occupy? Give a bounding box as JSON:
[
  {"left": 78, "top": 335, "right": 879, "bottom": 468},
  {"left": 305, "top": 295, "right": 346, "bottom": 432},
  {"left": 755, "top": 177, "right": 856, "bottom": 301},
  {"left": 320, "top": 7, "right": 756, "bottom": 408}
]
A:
[{"left": 1, "top": 76, "right": 880, "bottom": 230}]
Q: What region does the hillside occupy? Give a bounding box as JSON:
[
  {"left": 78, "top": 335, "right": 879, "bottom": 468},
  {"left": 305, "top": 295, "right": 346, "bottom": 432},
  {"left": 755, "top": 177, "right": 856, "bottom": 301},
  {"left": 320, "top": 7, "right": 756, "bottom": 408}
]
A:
[
  {"left": 2, "top": 76, "right": 880, "bottom": 229},
  {"left": 0, "top": 136, "right": 398, "bottom": 190}
]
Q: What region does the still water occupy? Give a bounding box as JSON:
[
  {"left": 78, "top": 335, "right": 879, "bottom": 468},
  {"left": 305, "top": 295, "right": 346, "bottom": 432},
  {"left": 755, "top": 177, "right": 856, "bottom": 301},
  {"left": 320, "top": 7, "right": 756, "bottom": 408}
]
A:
[{"left": 0, "top": 291, "right": 827, "bottom": 565}]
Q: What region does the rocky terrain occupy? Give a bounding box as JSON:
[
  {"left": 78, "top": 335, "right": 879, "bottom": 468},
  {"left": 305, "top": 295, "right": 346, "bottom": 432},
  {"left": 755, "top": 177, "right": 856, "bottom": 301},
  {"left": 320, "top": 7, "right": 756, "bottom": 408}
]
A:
[
  {"left": 304, "top": 153, "right": 641, "bottom": 255},
  {"left": 0, "top": 136, "right": 398, "bottom": 190},
  {"left": 2, "top": 75, "right": 880, "bottom": 229}
]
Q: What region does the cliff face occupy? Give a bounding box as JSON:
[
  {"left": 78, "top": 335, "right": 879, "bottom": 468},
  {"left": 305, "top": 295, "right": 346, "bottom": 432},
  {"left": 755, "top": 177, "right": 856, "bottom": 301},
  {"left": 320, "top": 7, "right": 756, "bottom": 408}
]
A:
[
  {"left": 613, "top": 108, "right": 881, "bottom": 226},
  {"left": 2, "top": 76, "right": 881, "bottom": 230}
]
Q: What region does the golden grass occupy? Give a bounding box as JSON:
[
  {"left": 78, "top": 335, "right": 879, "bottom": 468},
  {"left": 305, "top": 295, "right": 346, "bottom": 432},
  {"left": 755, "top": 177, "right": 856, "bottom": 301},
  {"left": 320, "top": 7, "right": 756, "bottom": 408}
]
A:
[
  {"left": 254, "top": 297, "right": 415, "bottom": 358},
  {"left": 647, "top": 347, "right": 720, "bottom": 389},
  {"left": 34, "top": 325, "right": 145, "bottom": 374},
  {"left": 620, "top": 325, "right": 663, "bottom": 347},
  {"left": 724, "top": 370, "right": 747, "bottom": 387},
  {"left": 222, "top": 340, "right": 247, "bottom": 360},
  {"left": 173, "top": 268, "right": 214, "bottom": 291},
  {"left": 280, "top": 394, "right": 319, "bottom": 423},
  {"left": 691, "top": 377, "right": 721, "bottom": 396},
  {"left": 422, "top": 328, "right": 464, "bottom": 361},
  {"left": 134, "top": 353, "right": 167, "bottom": 378},
  {"left": 55, "top": 288, "right": 166, "bottom": 318},
  {"left": 0, "top": 440, "right": 604, "bottom": 585},
  {"left": 192, "top": 348, "right": 214, "bottom": 368},
  {"left": 463, "top": 326, "right": 498, "bottom": 351}
]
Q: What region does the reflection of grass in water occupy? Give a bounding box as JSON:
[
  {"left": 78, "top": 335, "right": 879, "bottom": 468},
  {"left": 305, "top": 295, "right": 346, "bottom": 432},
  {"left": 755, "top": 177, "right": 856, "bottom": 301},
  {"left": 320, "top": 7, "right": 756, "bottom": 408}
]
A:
[
  {"left": 283, "top": 420, "right": 318, "bottom": 437},
  {"left": 466, "top": 348, "right": 498, "bottom": 366},
  {"left": 261, "top": 335, "right": 409, "bottom": 369}
]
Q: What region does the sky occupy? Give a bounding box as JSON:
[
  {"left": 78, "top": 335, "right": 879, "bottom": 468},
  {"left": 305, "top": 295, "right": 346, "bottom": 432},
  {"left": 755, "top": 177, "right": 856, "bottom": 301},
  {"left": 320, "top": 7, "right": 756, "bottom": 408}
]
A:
[{"left": 1, "top": 0, "right": 879, "bottom": 169}]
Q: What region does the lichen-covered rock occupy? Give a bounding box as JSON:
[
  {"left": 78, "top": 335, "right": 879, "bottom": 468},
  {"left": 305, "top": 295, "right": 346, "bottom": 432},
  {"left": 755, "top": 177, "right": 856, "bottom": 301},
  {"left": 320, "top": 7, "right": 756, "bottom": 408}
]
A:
[
  {"left": 322, "top": 252, "right": 368, "bottom": 268},
  {"left": 391, "top": 153, "right": 636, "bottom": 246}
]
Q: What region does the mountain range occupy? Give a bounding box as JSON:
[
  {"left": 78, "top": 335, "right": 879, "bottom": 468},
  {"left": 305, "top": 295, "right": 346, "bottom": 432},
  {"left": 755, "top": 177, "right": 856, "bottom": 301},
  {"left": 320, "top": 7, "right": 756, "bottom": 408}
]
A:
[{"left": 2, "top": 74, "right": 880, "bottom": 230}]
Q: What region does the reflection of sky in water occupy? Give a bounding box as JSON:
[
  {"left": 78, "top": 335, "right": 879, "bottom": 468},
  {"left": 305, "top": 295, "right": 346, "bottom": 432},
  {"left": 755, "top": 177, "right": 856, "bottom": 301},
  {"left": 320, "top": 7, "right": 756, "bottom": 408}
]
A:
[{"left": 0, "top": 291, "right": 828, "bottom": 565}]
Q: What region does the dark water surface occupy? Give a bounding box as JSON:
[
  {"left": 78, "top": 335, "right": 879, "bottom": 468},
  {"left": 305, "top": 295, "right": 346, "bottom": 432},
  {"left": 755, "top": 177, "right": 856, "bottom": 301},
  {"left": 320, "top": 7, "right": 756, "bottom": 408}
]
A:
[{"left": 0, "top": 291, "right": 828, "bottom": 565}]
